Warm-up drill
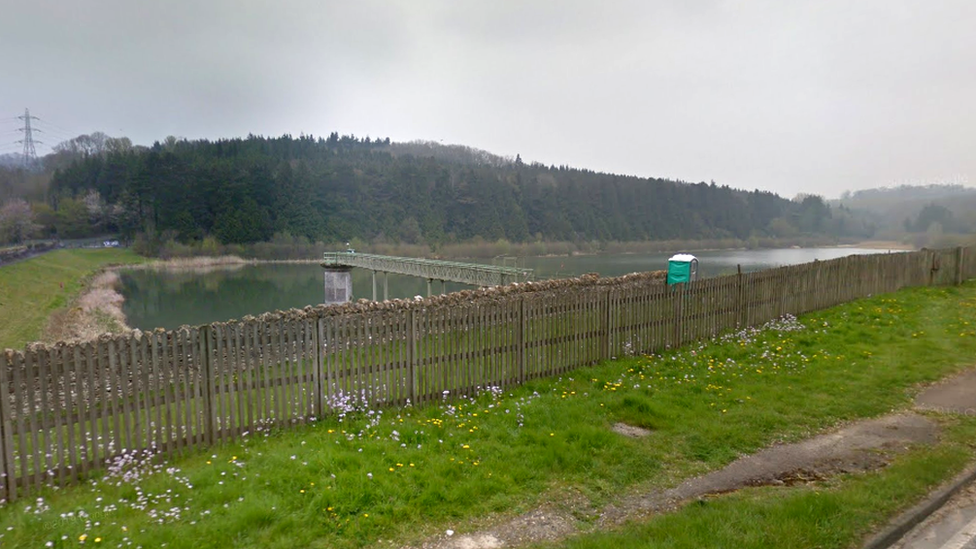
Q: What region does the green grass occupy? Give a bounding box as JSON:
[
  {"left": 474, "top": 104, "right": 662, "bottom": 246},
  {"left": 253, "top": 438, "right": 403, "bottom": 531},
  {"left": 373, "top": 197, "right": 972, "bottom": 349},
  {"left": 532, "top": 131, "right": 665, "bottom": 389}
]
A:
[
  {"left": 0, "top": 248, "right": 145, "bottom": 349},
  {"left": 538, "top": 419, "right": 976, "bottom": 549},
  {"left": 1, "top": 282, "right": 975, "bottom": 548}
]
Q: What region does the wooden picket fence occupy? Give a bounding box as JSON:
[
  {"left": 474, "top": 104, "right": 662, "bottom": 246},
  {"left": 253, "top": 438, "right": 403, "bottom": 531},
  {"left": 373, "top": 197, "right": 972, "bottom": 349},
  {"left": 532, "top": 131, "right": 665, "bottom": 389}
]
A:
[{"left": 0, "top": 246, "right": 972, "bottom": 503}]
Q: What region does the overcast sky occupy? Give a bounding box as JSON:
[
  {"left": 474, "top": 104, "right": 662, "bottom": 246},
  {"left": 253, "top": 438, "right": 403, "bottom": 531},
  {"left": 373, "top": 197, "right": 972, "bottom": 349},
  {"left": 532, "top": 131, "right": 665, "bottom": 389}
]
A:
[{"left": 1, "top": 0, "right": 973, "bottom": 198}]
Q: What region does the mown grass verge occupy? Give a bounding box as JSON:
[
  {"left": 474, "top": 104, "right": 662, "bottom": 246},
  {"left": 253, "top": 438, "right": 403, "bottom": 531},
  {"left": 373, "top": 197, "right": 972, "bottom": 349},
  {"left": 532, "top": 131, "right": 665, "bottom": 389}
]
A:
[
  {"left": 0, "top": 248, "right": 145, "bottom": 350},
  {"left": 0, "top": 282, "right": 974, "bottom": 548}
]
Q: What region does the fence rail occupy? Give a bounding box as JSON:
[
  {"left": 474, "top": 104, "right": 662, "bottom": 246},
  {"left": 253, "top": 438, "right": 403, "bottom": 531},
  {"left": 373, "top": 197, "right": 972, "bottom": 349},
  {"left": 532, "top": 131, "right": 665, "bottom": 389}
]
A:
[{"left": 1, "top": 246, "right": 972, "bottom": 503}]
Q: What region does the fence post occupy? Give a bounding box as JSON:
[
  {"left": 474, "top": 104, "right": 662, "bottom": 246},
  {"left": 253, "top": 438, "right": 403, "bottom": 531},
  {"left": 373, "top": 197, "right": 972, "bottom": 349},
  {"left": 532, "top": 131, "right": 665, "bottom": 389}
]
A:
[
  {"left": 602, "top": 287, "right": 612, "bottom": 360},
  {"left": 407, "top": 309, "right": 417, "bottom": 405},
  {"left": 673, "top": 284, "right": 684, "bottom": 348},
  {"left": 0, "top": 351, "right": 15, "bottom": 503},
  {"left": 201, "top": 325, "right": 216, "bottom": 446},
  {"left": 957, "top": 246, "right": 965, "bottom": 285},
  {"left": 736, "top": 265, "right": 745, "bottom": 328},
  {"left": 313, "top": 317, "right": 323, "bottom": 418},
  {"left": 517, "top": 297, "right": 526, "bottom": 384}
]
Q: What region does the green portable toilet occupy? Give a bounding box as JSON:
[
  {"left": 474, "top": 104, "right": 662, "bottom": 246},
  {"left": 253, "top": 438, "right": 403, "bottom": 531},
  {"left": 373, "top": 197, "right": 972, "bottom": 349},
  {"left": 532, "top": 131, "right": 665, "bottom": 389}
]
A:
[{"left": 667, "top": 254, "right": 699, "bottom": 285}]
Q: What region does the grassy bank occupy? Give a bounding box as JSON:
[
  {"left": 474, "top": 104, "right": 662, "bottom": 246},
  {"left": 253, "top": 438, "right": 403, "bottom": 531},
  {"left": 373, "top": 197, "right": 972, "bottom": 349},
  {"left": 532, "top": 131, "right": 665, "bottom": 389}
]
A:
[
  {"left": 0, "top": 282, "right": 974, "bottom": 548},
  {"left": 0, "top": 248, "right": 145, "bottom": 349}
]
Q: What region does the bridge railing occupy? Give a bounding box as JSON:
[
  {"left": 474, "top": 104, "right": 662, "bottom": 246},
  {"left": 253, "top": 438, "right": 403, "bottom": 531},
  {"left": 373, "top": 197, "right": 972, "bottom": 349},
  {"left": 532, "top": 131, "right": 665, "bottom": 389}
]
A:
[{"left": 322, "top": 251, "right": 533, "bottom": 286}]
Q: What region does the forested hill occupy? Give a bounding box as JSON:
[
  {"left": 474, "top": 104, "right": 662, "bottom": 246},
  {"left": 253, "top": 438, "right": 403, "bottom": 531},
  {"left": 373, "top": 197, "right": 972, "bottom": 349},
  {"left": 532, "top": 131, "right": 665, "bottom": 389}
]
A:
[
  {"left": 46, "top": 134, "right": 870, "bottom": 246},
  {"left": 833, "top": 185, "right": 976, "bottom": 234}
]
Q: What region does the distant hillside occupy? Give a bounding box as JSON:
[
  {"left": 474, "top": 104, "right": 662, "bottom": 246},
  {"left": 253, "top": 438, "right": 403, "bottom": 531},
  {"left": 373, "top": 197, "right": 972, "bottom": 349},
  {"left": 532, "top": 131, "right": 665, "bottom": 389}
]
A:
[
  {"left": 39, "top": 134, "right": 871, "bottom": 248},
  {"left": 832, "top": 185, "right": 976, "bottom": 237}
]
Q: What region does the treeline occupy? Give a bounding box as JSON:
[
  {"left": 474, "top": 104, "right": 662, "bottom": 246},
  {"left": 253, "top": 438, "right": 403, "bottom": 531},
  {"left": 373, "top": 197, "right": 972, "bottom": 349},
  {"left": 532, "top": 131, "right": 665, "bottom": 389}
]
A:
[
  {"left": 30, "top": 134, "right": 874, "bottom": 250},
  {"left": 833, "top": 184, "right": 976, "bottom": 248}
]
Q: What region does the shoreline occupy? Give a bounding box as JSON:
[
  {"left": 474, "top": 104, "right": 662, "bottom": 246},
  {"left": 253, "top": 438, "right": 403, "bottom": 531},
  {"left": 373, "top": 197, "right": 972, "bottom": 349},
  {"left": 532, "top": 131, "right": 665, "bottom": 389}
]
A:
[
  {"left": 54, "top": 256, "right": 323, "bottom": 342},
  {"left": 839, "top": 240, "right": 915, "bottom": 250},
  {"left": 43, "top": 269, "right": 133, "bottom": 344},
  {"left": 57, "top": 242, "right": 917, "bottom": 342}
]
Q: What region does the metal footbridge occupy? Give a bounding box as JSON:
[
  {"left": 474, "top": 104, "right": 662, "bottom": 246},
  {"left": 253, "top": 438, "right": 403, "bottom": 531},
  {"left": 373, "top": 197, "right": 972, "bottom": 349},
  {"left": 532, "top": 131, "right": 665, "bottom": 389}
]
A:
[{"left": 322, "top": 251, "right": 533, "bottom": 300}]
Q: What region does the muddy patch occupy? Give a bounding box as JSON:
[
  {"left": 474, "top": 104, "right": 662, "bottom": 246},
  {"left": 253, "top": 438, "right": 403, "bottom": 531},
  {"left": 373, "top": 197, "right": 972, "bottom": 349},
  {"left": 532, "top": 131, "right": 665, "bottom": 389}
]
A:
[
  {"left": 600, "top": 412, "right": 937, "bottom": 525},
  {"left": 612, "top": 422, "right": 652, "bottom": 438},
  {"left": 407, "top": 413, "right": 939, "bottom": 549}
]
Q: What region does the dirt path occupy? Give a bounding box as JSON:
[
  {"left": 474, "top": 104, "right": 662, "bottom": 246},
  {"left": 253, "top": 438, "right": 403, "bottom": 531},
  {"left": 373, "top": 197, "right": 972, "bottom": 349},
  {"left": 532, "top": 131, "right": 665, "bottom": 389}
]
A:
[{"left": 406, "top": 369, "right": 976, "bottom": 549}]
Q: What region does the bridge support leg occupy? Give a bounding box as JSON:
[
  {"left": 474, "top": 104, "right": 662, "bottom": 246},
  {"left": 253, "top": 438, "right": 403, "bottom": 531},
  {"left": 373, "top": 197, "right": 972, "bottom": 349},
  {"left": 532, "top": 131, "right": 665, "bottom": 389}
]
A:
[
  {"left": 427, "top": 278, "right": 432, "bottom": 297},
  {"left": 372, "top": 270, "right": 377, "bottom": 301},
  {"left": 384, "top": 272, "right": 389, "bottom": 301}
]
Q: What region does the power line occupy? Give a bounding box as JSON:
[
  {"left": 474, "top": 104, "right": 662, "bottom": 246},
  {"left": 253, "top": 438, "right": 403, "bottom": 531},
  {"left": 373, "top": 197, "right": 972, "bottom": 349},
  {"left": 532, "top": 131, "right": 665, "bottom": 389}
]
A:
[
  {"left": 34, "top": 117, "right": 79, "bottom": 137},
  {"left": 31, "top": 118, "right": 85, "bottom": 152}
]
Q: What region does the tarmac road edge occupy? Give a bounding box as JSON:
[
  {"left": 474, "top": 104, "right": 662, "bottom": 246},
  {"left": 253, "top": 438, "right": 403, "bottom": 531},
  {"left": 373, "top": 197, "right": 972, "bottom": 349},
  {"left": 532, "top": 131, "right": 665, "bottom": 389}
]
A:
[{"left": 862, "top": 463, "right": 976, "bottom": 549}]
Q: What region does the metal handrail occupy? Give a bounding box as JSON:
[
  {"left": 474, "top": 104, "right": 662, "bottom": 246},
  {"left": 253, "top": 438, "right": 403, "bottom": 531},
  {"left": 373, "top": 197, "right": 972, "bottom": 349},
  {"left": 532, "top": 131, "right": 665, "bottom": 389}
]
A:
[{"left": 322, "top": 252, "right": 533, "bottom": 286}]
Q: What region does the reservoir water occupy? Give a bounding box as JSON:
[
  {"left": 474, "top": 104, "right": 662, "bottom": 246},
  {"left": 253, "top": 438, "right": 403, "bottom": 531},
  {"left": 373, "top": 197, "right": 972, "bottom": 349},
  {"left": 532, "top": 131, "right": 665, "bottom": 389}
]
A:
[{"left": 119, "top": 247, "right": 901, "bottom": 331}]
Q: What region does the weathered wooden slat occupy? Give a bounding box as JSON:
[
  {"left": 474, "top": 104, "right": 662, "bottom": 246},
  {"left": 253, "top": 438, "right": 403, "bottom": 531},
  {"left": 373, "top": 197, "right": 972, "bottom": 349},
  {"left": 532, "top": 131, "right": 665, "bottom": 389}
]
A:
[
  {"left": 314, "top": 317, "right": 325, "bottom": 415},
  {"left": 47, "top": 346, "right": 66, "bottom": 487},
  {"left": 172, "top": 331, "right": 185, "bottom": 455},
  {"left": 34, "top": 347, "right": 53, "bottom": 486},
  {"left": 385, "top": 312, "right": 396, "bottom": 405},
  {"left": 115, "top": 338, "right": 132, "bottom": 455},
  {"left": 103, "top": 339, "right": 120, "bottom": 458},
  {"left": 0, "top": 351, "right": 17, "bottom": 502},
  {"left": 245, "top": 321, "right": 256, "bottom": 427},
  {"left": 406, "top": 309, "right": 416, "bottom": 405},
  {"left": 303, "top": 317, "right": 314, "bottom": 418},
  {"left": 83, "top": 341, "right": 100, "bottom": 481},
  {"left": 284, "top": 319, "right": 297, "bottom": 421},
  {"left": 163, "top": 332, "right": 178, "bottom": 455},
  {"left": 215, "top": 324, "right": 231, "bottom": 440},
  {"left": 233, "top": 322, "right": 247, "bottom": 433},
  {"left": 339, "top": 313, "right": 350, "bottom": 405},
  {"left": 129, "top": 335, "right": 143, "bottom": 454},
  {"left": 344, "top": 314, "right": 354, "bottom": 403},
  {"left": 23, "top": 349, "right": 41, "bottom": 491},
  {"left": 324, "top": 316, "right": 335, "bottom": 409},
  {"left": 178, "top": 329, "right": 195, "bottom": 450},
  {"left": 256, "top": 321, "right": 270, "bottom": 427}
]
